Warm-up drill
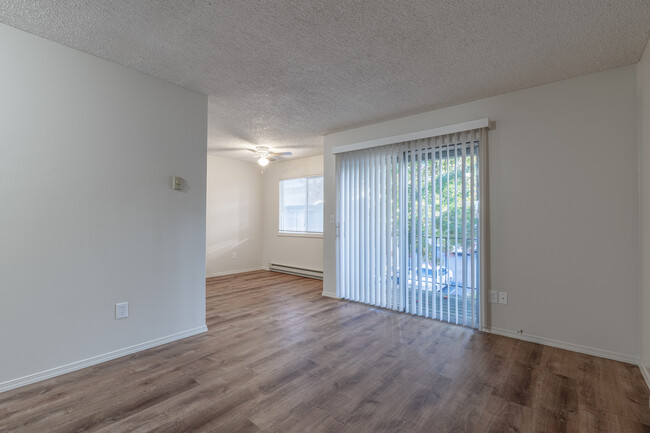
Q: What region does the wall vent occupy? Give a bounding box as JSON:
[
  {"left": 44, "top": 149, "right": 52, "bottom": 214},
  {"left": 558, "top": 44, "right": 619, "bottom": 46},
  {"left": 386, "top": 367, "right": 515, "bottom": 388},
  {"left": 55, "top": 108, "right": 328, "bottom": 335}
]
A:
[{"left": 269, "top": 263, "right": 323, "bottom": 280}]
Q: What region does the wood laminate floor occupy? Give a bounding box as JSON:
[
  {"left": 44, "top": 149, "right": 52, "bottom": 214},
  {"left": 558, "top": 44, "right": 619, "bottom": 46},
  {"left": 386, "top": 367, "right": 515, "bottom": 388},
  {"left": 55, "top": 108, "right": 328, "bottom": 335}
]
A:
[{"left": 1, "top": 271, "right": 649, "bottom": 432}]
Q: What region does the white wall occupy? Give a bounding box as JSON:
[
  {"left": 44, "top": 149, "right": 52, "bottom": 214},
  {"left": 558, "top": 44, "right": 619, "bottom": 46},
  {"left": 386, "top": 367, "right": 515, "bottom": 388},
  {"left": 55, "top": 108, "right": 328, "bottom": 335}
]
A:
[
  {"left": 262, "top": 155, "right": 324, "bottom": 271},
  {"left": 205, "top": 153, "right": 324, "bottom": 276},
  {"left": 206, "top": 155, "right": 263, "bottom": 276},
  {"left": 0, "top": 24, "right": 208, "bottom": 389},
  {"left": 324, "top": 65, "right": 640, "bottom": 361},
  {"left": 639, "top": 41, "right": 650, "bottom": 371}
]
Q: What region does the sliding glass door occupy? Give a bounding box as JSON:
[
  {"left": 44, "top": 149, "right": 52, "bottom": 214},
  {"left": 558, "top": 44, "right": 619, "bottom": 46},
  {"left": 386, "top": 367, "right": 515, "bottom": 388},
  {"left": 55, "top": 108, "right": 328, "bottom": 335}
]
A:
[
  {"left": 402, "top": 140, "right": 479, "bottom": 326},
  {"left": 336, "top": 129, "right": 484, "bottom": 328}
]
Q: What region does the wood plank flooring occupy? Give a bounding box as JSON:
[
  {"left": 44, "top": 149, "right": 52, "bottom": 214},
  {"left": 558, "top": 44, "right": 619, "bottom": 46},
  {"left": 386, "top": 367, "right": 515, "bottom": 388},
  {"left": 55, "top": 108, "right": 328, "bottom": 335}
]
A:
[{"left": 1, "top": 270, "right": 649, "bottom": 432}]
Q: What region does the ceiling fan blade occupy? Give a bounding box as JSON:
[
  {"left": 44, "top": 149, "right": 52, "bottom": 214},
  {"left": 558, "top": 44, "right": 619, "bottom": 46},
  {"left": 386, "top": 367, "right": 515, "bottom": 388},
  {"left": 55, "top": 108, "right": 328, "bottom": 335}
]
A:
[
  {"left": 268, "top": 157, "right": 278, "bottom": 162},
  {"left": 270, "top": 151, "right": 292, "bottom": 156},
  {"left": 246, "top": 148, "right": 259, "bottom": 153}
]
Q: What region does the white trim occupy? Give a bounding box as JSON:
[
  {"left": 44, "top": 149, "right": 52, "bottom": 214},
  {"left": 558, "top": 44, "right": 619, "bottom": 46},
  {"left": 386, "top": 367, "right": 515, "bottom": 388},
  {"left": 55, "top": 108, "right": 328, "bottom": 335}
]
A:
[
  {"left": 278, "top": 173, "right": 324, "bottom": 181},
  {"left": 277, "top": 232, "right": 323, "bottom": 238},
  {"left": 486, "top": 326, "right": 638, "bottom": 365},
  {"left": 479, "top": 128, "right": 490, "bottom": 330},
  {"left": 321, "top": 290, "right": 340, "bottom": 299},
  {"left": 639, "top": 363, "right": 650, "bottom": 391},
  {"left": 206, "top": 267, "right": 264, "bottom": 278},
  {"left": 332, "top": 118, "right": 491, "bottom": 155},
  {"left": 0, "top": 325, "right": 208, "bottom": 394}
]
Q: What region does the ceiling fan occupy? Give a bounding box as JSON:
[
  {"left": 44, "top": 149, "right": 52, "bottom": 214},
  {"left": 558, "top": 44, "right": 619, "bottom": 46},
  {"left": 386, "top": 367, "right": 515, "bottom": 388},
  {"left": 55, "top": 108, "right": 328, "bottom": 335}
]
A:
[{"left": 248, "top": 146, "right": 292, "bottom": 166}]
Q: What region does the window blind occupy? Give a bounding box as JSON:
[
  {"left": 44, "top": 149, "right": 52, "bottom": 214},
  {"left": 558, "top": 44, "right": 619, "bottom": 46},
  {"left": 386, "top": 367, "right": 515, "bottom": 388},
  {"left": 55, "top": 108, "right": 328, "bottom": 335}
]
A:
[{"left": 336, "top": 128, "right": 487, "bottom": 328}]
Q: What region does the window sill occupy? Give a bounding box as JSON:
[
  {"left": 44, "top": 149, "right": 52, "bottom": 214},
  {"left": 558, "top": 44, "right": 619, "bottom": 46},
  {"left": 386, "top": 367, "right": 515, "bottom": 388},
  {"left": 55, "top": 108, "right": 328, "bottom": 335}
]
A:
[{"left": 278, "top": 232, "right": 323, "bottom": 239}]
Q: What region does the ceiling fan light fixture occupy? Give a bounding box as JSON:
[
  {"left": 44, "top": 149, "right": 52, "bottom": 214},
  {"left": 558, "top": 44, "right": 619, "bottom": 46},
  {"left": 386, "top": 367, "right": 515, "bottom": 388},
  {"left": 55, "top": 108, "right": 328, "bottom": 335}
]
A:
[{"left": 258, "top": 155, "right": 269, "bottom": 166}]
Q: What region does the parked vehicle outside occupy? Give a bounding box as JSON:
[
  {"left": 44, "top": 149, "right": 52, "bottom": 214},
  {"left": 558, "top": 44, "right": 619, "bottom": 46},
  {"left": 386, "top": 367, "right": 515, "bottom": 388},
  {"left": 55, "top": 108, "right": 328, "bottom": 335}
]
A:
[{"left": 405, "top": 264, "right": 454, "bottom": 291}]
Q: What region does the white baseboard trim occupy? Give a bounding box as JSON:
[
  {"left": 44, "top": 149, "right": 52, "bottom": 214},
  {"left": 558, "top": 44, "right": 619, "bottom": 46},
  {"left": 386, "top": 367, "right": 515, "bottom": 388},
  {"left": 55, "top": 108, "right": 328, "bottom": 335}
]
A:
[
  {"left": 0, "top": 325, "right": 208, "bottom": 394},
  {"left": 321, "top": 290, "right": 340, "bottom": 299},
  {"left": 206, "top": 267, "right": 264, "bottom": 278},
  {"left": 485, "top": 326, "right": 638, "bottom": 365},
  {"left": 639, "top": 363, "right": 650, "bottom": 391}
]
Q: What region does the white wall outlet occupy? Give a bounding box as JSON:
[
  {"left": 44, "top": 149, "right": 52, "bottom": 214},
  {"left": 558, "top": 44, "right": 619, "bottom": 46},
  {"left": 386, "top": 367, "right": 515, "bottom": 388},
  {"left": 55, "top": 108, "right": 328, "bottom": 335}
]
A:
[
  {"left": 115, "top": 302, "right": 129, "bottom": 319},
  {"left": 232, "top": 252, "right": 237, "bottom": 259},
  {"left": 498, "top": 291, "right": 508, "bottom": 305},
  {"left": 490, "top": 290, "right": 498, "bottom": 303}
]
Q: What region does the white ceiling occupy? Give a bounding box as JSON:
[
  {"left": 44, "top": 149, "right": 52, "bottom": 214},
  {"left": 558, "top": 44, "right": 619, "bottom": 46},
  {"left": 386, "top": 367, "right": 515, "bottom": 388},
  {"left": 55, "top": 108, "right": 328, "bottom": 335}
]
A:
[{"left": 1, "top": 1, "right": 649, "bottom": 162}]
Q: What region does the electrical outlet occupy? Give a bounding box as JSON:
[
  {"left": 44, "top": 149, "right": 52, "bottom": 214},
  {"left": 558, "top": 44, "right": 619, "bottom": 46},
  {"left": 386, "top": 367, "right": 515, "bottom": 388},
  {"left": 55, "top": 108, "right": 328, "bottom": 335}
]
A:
[
  {"left": 232, "top": 252, "right": 237, "bottom": 259},
  {"left": 490, "top": 290, "right": 498, "bottom": 303},
  {"left": 498, "top": 291, "right": 508, "bottom": 304},
  {"left": 330, "top": 215, "right": 335, "bottom": 224},
  {"left": 115, "top": 302, "right": 129, "bottom": 320}
]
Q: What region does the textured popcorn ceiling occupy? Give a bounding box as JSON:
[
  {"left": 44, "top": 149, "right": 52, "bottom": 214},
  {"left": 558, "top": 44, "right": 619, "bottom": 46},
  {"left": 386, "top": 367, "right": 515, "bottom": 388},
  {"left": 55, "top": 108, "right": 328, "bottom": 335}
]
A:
[{"left": 1, "top": 1, "right": 650, "bottom": 161}]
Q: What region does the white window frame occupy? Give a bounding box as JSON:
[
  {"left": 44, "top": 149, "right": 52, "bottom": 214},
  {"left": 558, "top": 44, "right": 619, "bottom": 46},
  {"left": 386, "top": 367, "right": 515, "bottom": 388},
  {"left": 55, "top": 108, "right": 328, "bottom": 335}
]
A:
[{"left": 278, "top": 174, "right": 324, "bottom": 237}]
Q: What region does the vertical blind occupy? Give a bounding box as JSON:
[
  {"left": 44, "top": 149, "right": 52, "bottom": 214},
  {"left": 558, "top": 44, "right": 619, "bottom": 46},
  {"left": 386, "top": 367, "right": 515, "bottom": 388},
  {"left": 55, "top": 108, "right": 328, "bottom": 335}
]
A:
[{"left": 335, "top": 128, "right": 486, "bottom": 328}]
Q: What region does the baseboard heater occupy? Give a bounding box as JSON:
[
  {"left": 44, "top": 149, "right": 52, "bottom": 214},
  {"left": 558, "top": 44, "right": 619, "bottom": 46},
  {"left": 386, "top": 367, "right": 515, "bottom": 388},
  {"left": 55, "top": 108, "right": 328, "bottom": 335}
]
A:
[{"left": 269, "top": 263, "right": 323, "bottom": 280}]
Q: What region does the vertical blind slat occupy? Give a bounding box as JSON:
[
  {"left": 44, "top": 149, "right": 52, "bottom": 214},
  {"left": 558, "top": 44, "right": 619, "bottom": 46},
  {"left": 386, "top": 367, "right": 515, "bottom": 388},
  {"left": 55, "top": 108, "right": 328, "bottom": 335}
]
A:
[
  {"left": 453, "top": 139, "right": 459, "bottom": 324},
  {"left": 432, "top": 137, "right": 438, "bottom": 319},
  {"left": 473, "top": 131, "right": 479, "bottom": 326},
  {"left": 369, "top": 151, "right": 375, "bottom": 305},
  {"left": 355, "top": 153, "right": 360, "bottom": 302},
  {"left": 461, "top": 134, "right": 467, "bottom": 326},
  {"left": 416, "top": 145, "right": 422, "bottom": 316},
  {"left": 469, "top": 131, "right": 475, "bottom": 326},
  {"left": 409, "top": 147, "right": 413, "bottom": 312},
  {"left": 423, "top": 143, "right": 430, "bottom": 318},
  {"left": 385, "top": 148, "right": 390, "bottom": 308},
  {"left": 436, "top": 137, "right": 445, "bottom": 319},
  {"left": 380, "top": 151, "right": 386, "bottom": 307},
  {"left": 375, "top": 151, "right": 381, "bottom": 305},
  {"left": 362, "top": 152, "right": 368, "bottom": 303},
  {"left": 392, "top": 146, "right": 399, "bottom": 310}
]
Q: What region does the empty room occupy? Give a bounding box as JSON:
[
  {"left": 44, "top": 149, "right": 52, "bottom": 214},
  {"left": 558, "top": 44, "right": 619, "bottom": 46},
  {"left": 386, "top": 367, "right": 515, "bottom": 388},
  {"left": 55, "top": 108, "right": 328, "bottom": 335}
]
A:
[{"left": 3, "top": 1, "right": 650, "bottom": 432}]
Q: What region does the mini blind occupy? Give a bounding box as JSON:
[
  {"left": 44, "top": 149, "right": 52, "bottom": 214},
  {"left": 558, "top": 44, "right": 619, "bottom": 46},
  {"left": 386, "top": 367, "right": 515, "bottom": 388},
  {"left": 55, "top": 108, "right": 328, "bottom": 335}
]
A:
[{"left": 335, "top": 127, "right": 488, "bottom": 328}]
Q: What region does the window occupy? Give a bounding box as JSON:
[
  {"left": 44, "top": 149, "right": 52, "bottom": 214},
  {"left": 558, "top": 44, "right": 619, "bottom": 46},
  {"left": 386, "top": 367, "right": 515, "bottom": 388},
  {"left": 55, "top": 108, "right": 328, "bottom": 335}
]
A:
[{"left": 279, "top": 175, "right": 324, "bottom": 234}]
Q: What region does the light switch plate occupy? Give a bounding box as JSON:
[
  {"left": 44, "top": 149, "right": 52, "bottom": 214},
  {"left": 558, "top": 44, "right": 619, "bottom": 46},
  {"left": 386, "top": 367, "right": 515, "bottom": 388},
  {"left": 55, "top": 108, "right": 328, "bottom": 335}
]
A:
[
  {"left": 498, "top": 291, "right": 508, "bottom": 304},
  {"left": 172, "top": 176, "right": 183, "bottom": 191},
  {"left": 490, "top": 290, "right": 498, "bottom": 303}
]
